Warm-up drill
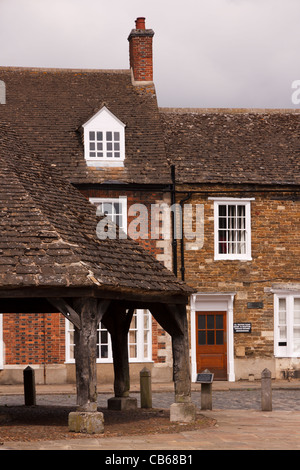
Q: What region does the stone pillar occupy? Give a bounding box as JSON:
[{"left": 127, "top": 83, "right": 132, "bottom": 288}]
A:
[
  {"left": 68, "top": 298, "right": 104, "bottom": 434},
  {"left": 140, "top": 367, "right": 152, "bottom": 408},
  {"left": 170, "top": 304, "right": 196, "bottom": 423},
  {"left": 200, "top": 370, "right": 213, "bottom": 410}
]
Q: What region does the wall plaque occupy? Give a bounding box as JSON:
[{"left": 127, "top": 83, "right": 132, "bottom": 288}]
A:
[
  {"left": 233, "top": 322, "right": 252, "bottom": 333},
  {"left": 247, "top": 302, "right": 263, "bottom": 309}
]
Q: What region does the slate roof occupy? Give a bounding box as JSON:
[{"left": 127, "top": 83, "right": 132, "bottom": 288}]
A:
[
  {"left": 160, "top": 108, "right": 300, "bottom": 186},
  {"left": 0, "top": 67, "right": 170, "bottom": 185},
  {"left": 0, "top": 122, "right": 191, "bottom": 297}
]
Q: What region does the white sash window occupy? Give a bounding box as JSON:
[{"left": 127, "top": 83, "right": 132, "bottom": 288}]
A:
[
  {"left": 274, "top": 293, "right": 300, "bottom": 357},
  {"left": 210, "top": 198, "right": 253, "bottom": 260}
]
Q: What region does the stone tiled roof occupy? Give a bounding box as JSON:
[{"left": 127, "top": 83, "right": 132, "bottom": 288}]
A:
[
  {"left": 0, "top": 67, "right": 170, "bottom": 185},
  {"left": 0, "top": 123, "right": 191, "bottom": 297},
  {"left": 160, "top": 108, "right": 300, "bottom": 186}
]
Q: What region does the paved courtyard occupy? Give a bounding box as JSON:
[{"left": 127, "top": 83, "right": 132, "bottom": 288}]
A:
[{"left": 1, "top": 388, "right": 300, "bottom": 411}]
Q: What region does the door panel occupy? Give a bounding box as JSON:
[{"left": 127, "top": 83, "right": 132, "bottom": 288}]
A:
[{"left": 196, "top": 311, "right": 227, "bottom": 380}]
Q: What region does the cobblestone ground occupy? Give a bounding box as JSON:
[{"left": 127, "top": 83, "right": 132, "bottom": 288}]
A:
[{"left": 1, "top": 389, "right": 300, "bottom": 410}]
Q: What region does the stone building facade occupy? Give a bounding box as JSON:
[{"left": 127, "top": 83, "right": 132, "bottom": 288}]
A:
[{"left": 161, "top": 108, "right": 300, "bottom": 381}]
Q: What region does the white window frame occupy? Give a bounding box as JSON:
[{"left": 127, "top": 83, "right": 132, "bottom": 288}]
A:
[
  {"left": 89, "top": 196, "right": 127, "bottom": 234},
  {"left": 274, "top": 292, "right": 300, "bottom": 358},
  {"left": 0, "top": 314, "right": 3, "bottom": 369},
  {"left": 83, "top": 106, "right": 125, "bottom": 167},
  {"left": 210, "top": 198, "right": 253, "bottom": 261},
  {"left": 65, "top": 309, "right": 152, "bottom": 363}
]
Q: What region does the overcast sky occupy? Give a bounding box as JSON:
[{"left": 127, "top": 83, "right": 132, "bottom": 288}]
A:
[{"left": 0, "top": 0, "right": 299, "bottom": 109}]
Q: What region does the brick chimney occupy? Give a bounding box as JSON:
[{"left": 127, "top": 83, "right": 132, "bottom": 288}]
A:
[{"left": 128, "top": 17, "right": 154, "bottom": 82}]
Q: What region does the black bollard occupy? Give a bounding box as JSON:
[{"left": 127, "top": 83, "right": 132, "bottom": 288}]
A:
[{"left": 23, "top": 366, "right": 36, "bottom": 406}]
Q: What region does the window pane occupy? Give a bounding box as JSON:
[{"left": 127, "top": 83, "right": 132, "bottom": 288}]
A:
[
  {"left": 279, "top": 299, "right": 286, "bottom": 324},
  {"left": 216, "top": 330, "right": 223, "bottom": 345},
  {"left": 279, "top": 326, "right": 287, "bottom": 339},
  {"left": 207, "top": 331, "right": 214, "bottom": 345},
  {"left": 219, "top": 205, "right": 226, "bottom": 217},
  {"left": 207, "top": 315, "right": 214, "bottom": 329},
  {"left": 89, "top": 131, "right": 95, "bottom": 140},
  {"left": 198, "top": 331, "right": 206, "bottom": 345},
  {"left": 114, "top": 132, "right": 120, "bottom": 141},
  {"left": 198, "top": 315, "right": 205, "bottom": 329},
  {"left": 101, "top": 345, "right": 108, "bottom": 358},
  {"left": 216, "top": 315, "right": 223, "bottom": 329},
  {"left": 294, "top": 299, "right": 300, "bottom": 323},
  {"left": 129, "top": 345, "right": 137, "bottom": 358},
  {"left": 97, "top": 132, "right": 103, "bottom": 141},
  {"left": 106, "top": 132, "right": 112, "bottom": 141}
]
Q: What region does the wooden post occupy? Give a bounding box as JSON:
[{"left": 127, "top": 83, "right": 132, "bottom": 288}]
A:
[
  {"left": 261, "top": 368, "right": 272, "bottom": 411},
  {"left": 23, "top": 366, "right": 36, "bottom": 406},
  {"left": 140, "top": 367, "right": 152, "bottom": 408},
  {"left": 73, "top": 297, "right": 98, "bottom": 412},
  {"left": 170, "top": 304, "right": 196, "bottom": 422},
  {"left": 103, "top": 304, "right": 137, "bottom": 410},
  {"left": 68, "top": 297, "right": 104, "bottom": 434}
]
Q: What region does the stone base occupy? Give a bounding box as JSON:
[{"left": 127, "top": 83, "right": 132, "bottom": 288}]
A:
[
  {"left": 170, "top": 402, "right": 196, "bottom": 423},
  {"left": 107, "top": 396, "right": 138, "bottom": 411},
  {"left": 68, "top": 411, "right": 104, "bottom": 434}
]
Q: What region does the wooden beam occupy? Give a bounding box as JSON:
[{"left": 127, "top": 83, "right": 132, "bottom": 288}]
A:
[
  {"left": 0, "top": 287, "right": 189, "bottom": 305},
  {"left": 46, "top": 297, "right": 81, "bottom": 330},
  {"left": 149, "top": 303, "right": 183, "bottom": 337}
]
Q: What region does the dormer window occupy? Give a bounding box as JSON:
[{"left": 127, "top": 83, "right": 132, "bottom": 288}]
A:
[{"left": 83, "top": 106, "right": 125, "bottom": 167}]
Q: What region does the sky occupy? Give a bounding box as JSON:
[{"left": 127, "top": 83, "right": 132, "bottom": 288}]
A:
[{"left": 0, "top": 0, "right": 299, "bottom": 109}]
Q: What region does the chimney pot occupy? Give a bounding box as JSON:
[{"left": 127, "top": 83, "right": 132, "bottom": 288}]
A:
[{"left": 135, "top": 17, "right": 146, "bottom": 29}]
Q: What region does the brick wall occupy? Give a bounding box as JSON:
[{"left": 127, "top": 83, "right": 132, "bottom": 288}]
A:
[{"left": 3, "top": 313, "right": 65, "bottom": 364}]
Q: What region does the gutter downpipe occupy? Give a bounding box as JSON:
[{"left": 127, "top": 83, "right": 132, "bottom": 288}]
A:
[
  {"left": 179, "top": 191, "right": 192, "bottom": 282},
  {"left": 170, "top": 165, "right": 178, "bottom": 277}
]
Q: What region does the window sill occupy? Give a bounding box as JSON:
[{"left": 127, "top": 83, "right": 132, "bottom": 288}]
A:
[
  {"left": 86, "top": 160, "right": 124, "bottom": 168},
  {"left": 214, "top": 256, "right": 252, "bottom": 261}
]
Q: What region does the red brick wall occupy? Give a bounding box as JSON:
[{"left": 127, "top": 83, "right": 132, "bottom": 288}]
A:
[
  {"left": 129, "top": 34, "right": 153, "bottom": 82},
  {"left": 3, "top": 313, "right": 65, "bottom": 364}
]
